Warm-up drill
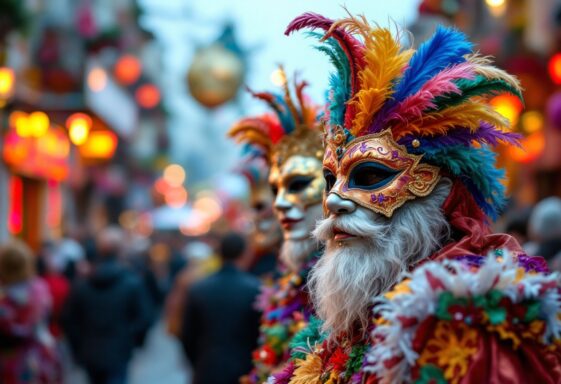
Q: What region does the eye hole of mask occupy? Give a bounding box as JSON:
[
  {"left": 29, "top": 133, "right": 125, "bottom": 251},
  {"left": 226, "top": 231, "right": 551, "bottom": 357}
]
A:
[
  {"left": 323, "top": 169, "right": 336, "bottom": 192},
  {"left": 348, "top": 162, "right": 400, "bottom": 190},
  {"left": 287, "top": 176, "right": 313, "bottom": 193},
  {"left": 270, "top": 184, "right": 279, "bottom": 196},
  {"left": 252, "top": 202, "right": 266, "bottom": 212}
]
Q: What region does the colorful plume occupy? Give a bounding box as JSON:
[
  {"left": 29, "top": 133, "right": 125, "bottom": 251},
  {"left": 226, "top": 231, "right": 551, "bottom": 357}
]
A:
[{"left": 285, "top": 13, "right": 523, "bottom": 220}]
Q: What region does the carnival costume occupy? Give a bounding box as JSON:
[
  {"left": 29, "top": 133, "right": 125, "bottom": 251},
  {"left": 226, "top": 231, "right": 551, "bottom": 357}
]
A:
[
  {"left": 271, "top": 12, "right": 561, "bottom": 384},
  {"left": 229, "top": 69, "right": 325, "bottom": 383}
]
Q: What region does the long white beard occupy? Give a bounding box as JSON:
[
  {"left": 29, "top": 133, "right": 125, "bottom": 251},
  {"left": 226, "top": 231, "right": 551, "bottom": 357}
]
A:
[
  {"left": 310, "top": 179, "right": 452, "bottom": 340},
  {"left": 279, "top": 238, "right": 317, "bottom": 272}
]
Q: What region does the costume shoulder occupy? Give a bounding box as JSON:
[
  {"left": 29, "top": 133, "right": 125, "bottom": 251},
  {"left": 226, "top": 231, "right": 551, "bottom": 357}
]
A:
[{"left": 365, "top": 252, "right": 561, "bottom": 384}]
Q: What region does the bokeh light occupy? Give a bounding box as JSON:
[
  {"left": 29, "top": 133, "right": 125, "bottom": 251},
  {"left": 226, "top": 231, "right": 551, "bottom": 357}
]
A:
[
  {"left": 0, "top": 67, "right": 15, "bottom": 100},
  {"left": 114, "top": 54, "right": 142, "bottom": 85},
  {"left": 490, "top": 94, "right": 523, "bottom": 126},
  {"left": 66, "top": 113, "right": 92, "bottom": 146},
  {"left": 163, "top": 164, "right": 186, "bottom": 187},
  {"left": 508, "top": 131, "right": 545, "bottom": 163},
  {"left": 164, "top": 186, "right": 188, "bottom": 208},
  {"left": 520, "top": 111, "right": 544, "bottom": 134},
  {"left": 28, "top": 111, "right": 50, "bottom": 137},
  {"left": 193, "top": 195, "right": 223, "bottom": 222},
  {"left": 135, "top": 84, "right": 160, "bottom": 109},
  {"left": 87, "top": 67, "right": 108, "bottom": 92},
  {"left": 548, "top": 54, "right": 561, "bottom": 85},
  {"left": 79, "top": 130, "right": 118, "bottom": 160}
]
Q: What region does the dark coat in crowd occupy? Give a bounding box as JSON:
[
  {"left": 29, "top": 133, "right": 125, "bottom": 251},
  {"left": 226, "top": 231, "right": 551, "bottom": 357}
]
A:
[
  {"left": 62, "top": 258, "right": 153, "bottom": 374},
  {"left": 181, "top": 263, "right": 261, "bottom": 384}
]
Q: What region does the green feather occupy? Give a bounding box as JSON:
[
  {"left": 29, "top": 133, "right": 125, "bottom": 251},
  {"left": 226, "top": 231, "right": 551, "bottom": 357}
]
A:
[
  {"left": 288, "top": 316, "right": 326, "bottom": 360},
  {"left": 433, "top": 75, "right": 523, "bottom": 110}
]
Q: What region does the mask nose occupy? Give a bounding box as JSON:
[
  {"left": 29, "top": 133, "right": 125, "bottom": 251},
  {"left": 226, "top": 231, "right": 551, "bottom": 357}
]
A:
[
  {"left": 326, "top": 193, "right": 356, "bottom": 215},
  {"left": 274, "top": 191, "right": 291, "bottom": 212}
]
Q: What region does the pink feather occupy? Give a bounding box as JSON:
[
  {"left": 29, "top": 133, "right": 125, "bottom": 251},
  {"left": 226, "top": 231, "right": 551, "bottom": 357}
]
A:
[{"left": 385, "top": 62, "right": 476, "bottom": 125}]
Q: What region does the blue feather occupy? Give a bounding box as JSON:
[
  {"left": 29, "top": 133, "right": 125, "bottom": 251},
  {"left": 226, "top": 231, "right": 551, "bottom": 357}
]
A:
[
  {"left": 307, "top": 32, "right": 350, "bottom": 126},
  {"left": 392, "top": 26, "right": 473, "bottom": 103},
  {"left": 422, "top": 145, "right": 505, "bottom": 220}
]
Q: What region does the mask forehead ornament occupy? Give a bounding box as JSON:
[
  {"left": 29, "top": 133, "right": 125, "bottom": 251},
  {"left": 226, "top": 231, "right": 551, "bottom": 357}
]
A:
[{"left": 286, "top": 13, "right": 523, "bottom": 221}]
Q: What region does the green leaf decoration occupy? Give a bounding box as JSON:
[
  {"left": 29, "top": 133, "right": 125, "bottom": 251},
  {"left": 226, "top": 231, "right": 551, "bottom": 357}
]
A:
[
  {"left": 415, "top": 364, "right": 448, "bottom": 384},
  {"left": 524, "top": 301, "right": 541, "bottom": 323},
  {"left": 345, "top": 344, "right": 368, "bottom": 379},
  {"left": 436, "top": 292, "right": 455, "bottom": 320}
]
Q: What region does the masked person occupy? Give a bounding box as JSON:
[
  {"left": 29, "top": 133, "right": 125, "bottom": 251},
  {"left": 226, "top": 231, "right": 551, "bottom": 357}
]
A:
[
  {"left": 229, "top": 69, "right": 325, "bottom": 383},
  {"left": 230, "top": 131, "right": 282, "bottom": 280},
  {"left": 272, "top": 13, "right": 561, "bottom": 383}
]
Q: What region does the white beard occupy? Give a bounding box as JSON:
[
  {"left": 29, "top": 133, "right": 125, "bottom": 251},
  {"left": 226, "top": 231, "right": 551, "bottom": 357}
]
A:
[
  {"left": 278, "top": 203, "right": 323, "bottom": 272},
  {"left": 310, "top": 179, "right": 452, "bottom": 340},
  {"left": 279, "top": 238, "right": 317, "bottom": 272}
]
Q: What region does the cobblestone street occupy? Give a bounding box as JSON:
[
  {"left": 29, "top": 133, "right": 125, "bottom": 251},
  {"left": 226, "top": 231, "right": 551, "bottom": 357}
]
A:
[{"left": 65, "top": 321, "right": 191, "bottom": 384}]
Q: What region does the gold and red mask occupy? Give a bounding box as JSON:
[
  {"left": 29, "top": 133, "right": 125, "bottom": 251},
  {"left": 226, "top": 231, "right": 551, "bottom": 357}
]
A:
[{"left": 323, "top": 127, "right": 440, "bottom": 217}]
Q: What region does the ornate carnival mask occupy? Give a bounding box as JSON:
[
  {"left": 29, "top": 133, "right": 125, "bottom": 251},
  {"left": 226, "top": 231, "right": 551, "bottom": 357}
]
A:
[
  {"left": 323, "top": 127, "right": 440, "bottom": 217},
  {"left": 269, "top": 128, "right": 325, "bottom": 240}
]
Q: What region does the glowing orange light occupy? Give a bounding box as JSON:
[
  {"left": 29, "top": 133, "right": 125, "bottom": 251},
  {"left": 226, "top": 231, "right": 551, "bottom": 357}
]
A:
[
  {"left": 193, "top": 196, "right": 222, "bottom": 222},
  {"left": 8, "top": 176, "right": 23, "bottom": 234},
  {"left": 0, "top": 67, "right": 15, "bottom": 100},
  {"left": 490, "top": 94, "right": 523, "bottom": 126},
  {"left": 520, "top": 111, "right": 544, "bottom": 134},
  {"left": 66, "top": 113, "right": 92, "bottom": 146},
  {"left": 79, "top": 130, "right": 118, "bottom": 160},
  {"left": 155, "top": 178, "right": 171, "bottom": 195},
  {"left": 87, "top": 67, "right": 107, "bottom": 92},
  {"left": 165, "top": 186, "right": 188, "bottom": 208},
  {"left": 508, "top": 131, "right": 545, "bottom": 163},
  {"left": 114, "top": 55, "right": 142, "bottom": 85},
  {"left": 10, "top": 111, "right": 31, "bottom": 137},
  {"left": 135, "top": 84, "right": 160, "bottom": 109},
  {"left": 28, "top": 111, "right": 50, "bottom": 137},
  {"left": 549, "top": 54, "right": 561, "bottom": 85},
  {"left": 163, "top": 164, "right": 186, "bottom": 187}
]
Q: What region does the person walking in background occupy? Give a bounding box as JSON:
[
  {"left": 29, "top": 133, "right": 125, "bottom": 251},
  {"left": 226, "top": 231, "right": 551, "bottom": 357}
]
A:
[
  {"left": 0, "top": 239, "right": 61, "bottom": 384},
  {"left": 180, "top": 232, "right": 261, "bottom": 384},
  {"left": 62, "top": 227, "right": 153, "bottom": 384},
  {"left": 528, "top": 197, "right": 561, "bottom": 270},
  {"left": 164, "top": 240, "right": 217, "bottom": 338}
]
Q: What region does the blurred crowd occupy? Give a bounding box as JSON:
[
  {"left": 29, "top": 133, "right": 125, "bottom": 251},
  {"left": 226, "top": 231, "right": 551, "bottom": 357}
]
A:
[{"left": 0, "top": 221, "right": 267, "bottom": 384}]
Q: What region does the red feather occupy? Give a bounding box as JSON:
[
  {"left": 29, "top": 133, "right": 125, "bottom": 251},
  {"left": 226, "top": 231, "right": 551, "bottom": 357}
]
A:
[{"left": 285, "top": 12, "right": 365, "bottom": 127}]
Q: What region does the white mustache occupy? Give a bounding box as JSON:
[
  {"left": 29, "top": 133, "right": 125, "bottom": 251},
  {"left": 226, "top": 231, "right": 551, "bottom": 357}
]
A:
[{"left": 313, "top": 209, "right": 390, "bottom": 243}]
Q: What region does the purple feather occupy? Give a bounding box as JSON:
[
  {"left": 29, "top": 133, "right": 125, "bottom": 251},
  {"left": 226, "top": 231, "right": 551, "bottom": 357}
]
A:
[{"left": 398, "top": 122, "right": 522, "bottom": 149}]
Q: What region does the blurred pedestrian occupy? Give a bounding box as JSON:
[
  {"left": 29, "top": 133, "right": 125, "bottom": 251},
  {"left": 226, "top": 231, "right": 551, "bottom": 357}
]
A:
[
  {"left": 62, "top": 227, "right": 153, "bottom": 384},
  {"left": 180, "top": 232, "right": 261, "bottom": 384},
  {"left": 0, "top": 239, "right": 61, "bottom": 384},
  {"left": 164, "top": 241, "right": 217, "bottom": 337},
  {"left": 528, "top": 197, "right": 561, "bottom": 269},
  {"left": 37, "top": 241, "right": 70, "bottom": 339}
]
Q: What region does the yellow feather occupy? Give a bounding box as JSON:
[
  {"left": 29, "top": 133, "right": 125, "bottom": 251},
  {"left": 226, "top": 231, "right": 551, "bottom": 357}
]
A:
[
  {"left": 228, "top": 119, "right": 273, "bottom": 157},
  {"left": 332, "top": 15, "right": 412, "bottom": 135},
  {"left": 393, "top": 102, "right": 508, "bottom": 139}
]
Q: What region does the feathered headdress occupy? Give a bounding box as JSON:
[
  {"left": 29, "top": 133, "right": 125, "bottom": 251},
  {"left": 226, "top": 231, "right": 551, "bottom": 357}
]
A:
[
  {"left": 229, "top": 67, "right": 323, "bottom": 169},
  {"left": 285, "top": 13, "right": 522, "bottom": 220}
]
